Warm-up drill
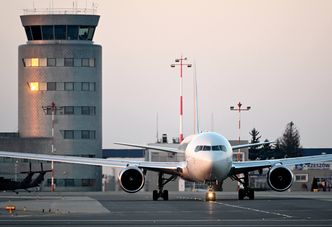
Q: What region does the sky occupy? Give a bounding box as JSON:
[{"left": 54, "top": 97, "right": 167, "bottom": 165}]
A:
[{"left": 0, "top": 0, "right": 331, "bottom": 148}]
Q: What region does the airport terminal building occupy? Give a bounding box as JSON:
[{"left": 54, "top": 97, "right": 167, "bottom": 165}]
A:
[{"left": 0, "top": 10, "right": 102, "bottom": 191}]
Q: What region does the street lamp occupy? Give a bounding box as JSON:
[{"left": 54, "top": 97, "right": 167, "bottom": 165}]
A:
[
  {"left": 170, "top": 56, "right": 192, "bottom": 143},
  {"left": 42, "top": 102, "right": 62, "bottom": 192},
  {"left": 230, "top": 102, "right": 251, "bottom": 161}
]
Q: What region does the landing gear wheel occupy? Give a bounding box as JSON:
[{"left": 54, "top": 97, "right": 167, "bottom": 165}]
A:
[
  {"left": 153, "top": 190, "right": 159, "bottom": 201},
  {"left": 152, "top": 173, "right": 176, "bottom": 201},
  {"left": 162, "top": 190, "right": 169, "bottom": 201},
  {"left": 248, "top": 188, "right": 255, "bottom": 200},
  {"left": 233, "top": 172, "right": 255, "bottom": 200},
  {"left": 238, "top": 188, "right": 245, "bottom": 200}
]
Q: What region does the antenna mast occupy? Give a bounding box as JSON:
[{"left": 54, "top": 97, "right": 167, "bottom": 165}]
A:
[{"left": 193, "top": 61, "right": 200, "bottom": 134}]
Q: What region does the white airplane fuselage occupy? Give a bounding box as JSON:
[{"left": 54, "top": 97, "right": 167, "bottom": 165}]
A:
[{"left": 179, "top": 132, "right": 233, "bottom": 183}]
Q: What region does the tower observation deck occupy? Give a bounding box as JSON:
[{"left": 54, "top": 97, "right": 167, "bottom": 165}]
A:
[{"left": 18, "top": 10, "right": 102, "bottom": 191}]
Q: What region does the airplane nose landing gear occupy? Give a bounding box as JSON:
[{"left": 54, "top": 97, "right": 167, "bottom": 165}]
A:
[{"left": 205, "top": 189, "right": 216, "bottom": 202}]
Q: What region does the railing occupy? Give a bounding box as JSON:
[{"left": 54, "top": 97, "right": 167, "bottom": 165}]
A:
[{"left": 23, "top": 7, "right": 97, "bottom": 15}]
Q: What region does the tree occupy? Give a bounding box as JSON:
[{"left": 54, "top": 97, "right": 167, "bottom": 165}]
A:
[
  {"left": 279, "top": 121, "right": 302, "bottom": 157},
  {"left": 272, "top": 138, "right": 286, "bottom": 159},
  {"left": 249, "top": 128, "right": 261, "bottom": 144},
  {"left": 248, "top": 128, "right": 262, "bottom": 160},
  {"left": 261, "top": 139, "right": 274, "bottom": 159}
]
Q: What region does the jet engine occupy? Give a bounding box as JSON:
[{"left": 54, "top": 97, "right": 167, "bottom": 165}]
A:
[
  {"left": 118, "top": 166, "right": 145, "bottom": 193},
  {"left": 267, "top": 165, "right": 294, "bottom": 192}
]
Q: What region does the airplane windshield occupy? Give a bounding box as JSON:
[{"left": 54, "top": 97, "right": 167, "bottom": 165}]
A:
[{"left": 194, "top": 145, "right": 226, "bottom": 152}]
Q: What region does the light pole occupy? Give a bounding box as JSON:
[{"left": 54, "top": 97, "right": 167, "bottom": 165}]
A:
[
  {"left": 42, "top": 102, "right": 62, "bottom": 192},
  {"left": 230, "top": 102, "right": 251, "bottom": 162},
  {"left": 171, "top": 56, "right": 192, "bottom": 143}
]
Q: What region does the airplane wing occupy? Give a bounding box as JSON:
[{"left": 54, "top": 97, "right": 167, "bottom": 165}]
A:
[
  {"left": 231, "top": 154, "right": 332, "bottom": 174},
  {"left": 0, "top": 151, "right": 184, "bottom": 175},
  {"left": 114, "top": 142, "right": 183, "bottom": 154},
  {"left": 232, "top": 141, "right": 274, "bottom": 151}
]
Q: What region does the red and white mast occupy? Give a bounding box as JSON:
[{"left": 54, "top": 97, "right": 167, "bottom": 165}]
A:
[{"left": 171, "top": 56, "right": 192, "bottom": 143}]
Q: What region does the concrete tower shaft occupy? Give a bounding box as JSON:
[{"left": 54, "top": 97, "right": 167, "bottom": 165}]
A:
[{"left": 18, "top": 14, "right": 102, "bottom": 191}]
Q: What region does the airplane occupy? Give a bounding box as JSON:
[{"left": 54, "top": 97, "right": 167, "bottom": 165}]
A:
[
  {"left": 0, "top": 163, "right": 52, "bottom": 193},
  {"left": 0, "top": 131, "right": 331, "bottom": 201}
]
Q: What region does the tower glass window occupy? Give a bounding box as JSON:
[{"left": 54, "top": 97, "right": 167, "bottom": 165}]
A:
[
  {"left": 67, "top": 25, "right": 78, "bottom": 40},
  {"left": 54, "top": 25, "right": 66, "bottom": 40},
  {"left": 24, "top": 26, "right": 33, "bottom": 40},
  {"left": 31, "top": 26, "right": 42, "bottom": 40},
  {"left": 42, "top": 26, "right": 54, "bottom": 40},
  {"left": 79, "top": 26, "right": 89, "bottom": 40},
  {"left": 87, "top": 27, "right": 95, "bottom": 40}
]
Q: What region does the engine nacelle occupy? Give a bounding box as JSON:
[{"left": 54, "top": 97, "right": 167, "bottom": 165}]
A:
[
  {"left": 118, "top": 166, "right": 145, "bottom": 193},
  {"left": 267, "top": 165, "right": 294, "bottom": 192}
]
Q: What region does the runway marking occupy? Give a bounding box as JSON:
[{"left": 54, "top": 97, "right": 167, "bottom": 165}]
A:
[
  {"left": 1, "top": 219, "right": 332, "bottom": 226},
  {"left": 214, "top": 201, "right": 293, "bottom": 218}
]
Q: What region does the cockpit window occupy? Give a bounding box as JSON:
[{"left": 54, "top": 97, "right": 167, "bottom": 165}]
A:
[
  {"left": 195, "top": 145, "right": 226, "bottom": 152},
  {"left": 194, "top": 146, "right": 203, "bottom": 152},
  {"left": 202, "top": 146, "right": 211, "bottom": 151},
  {"left": 212, "top": 145, "right": 220, "bottom": 151}
]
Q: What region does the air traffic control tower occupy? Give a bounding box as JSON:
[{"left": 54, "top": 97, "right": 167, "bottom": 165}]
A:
[{"left": 18, "top": 10, "right": 102, "bottom": 191}]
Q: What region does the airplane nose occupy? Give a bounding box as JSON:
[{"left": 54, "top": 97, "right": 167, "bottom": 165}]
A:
[{"left": 211, "top": 152, "right": 230, "bottom": 179}]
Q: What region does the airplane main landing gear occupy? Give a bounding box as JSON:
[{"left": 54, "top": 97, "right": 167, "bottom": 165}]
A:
[
  {"left": 238, "top": 187, "right": 254, "bottom": 200},
  {"left": 232, "top": 172, "right": 255, "bottom": 200},
  {"left": 153, "top": 173, "right": 176, "bottom": 201}
]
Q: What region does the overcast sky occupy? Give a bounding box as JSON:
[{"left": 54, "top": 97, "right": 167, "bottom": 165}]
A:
[{"left": 0, "top": 0, "right": 331, "bottom": 148}]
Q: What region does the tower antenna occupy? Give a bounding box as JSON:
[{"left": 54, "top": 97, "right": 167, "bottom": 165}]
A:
[{"left": 193, "top": 60, "right": 200, "bottom": 134}]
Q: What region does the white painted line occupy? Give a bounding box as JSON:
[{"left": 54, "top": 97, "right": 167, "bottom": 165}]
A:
[{"left": 214, "top": 201, "right": 293, "bottom": 218}]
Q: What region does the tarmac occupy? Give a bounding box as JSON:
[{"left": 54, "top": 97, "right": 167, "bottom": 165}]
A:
[{"left": 0, "top": 191, "right": 331, "bottom": 226}]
